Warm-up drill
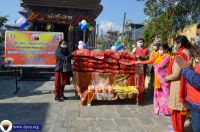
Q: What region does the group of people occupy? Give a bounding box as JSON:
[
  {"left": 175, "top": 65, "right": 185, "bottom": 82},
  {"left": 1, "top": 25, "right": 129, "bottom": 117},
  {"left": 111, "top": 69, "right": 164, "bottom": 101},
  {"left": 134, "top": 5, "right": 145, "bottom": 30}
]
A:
[
  {"left": 53, "top": 25, "right": 200, "bottom": 132},
  {"left": 133, "top": 24, "right": 200, "bottom": 132}
]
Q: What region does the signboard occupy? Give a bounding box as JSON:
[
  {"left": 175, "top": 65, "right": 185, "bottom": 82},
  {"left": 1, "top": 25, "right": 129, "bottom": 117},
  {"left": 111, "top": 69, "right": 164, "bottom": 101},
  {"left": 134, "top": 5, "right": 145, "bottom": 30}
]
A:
[{"left": 5, "top": 31, "right": 63, "bottom": 67}]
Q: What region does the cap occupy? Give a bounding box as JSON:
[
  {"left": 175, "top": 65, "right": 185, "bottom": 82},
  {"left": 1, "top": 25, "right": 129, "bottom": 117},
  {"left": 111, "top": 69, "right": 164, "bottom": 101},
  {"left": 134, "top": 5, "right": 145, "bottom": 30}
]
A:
[{"left": 153, "top": 39, "right": 161, "bottom": 44}]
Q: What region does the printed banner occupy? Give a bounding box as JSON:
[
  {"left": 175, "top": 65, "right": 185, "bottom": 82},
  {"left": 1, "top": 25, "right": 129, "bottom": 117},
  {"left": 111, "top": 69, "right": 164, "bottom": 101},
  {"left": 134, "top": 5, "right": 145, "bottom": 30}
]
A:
[{"left": 5, "top": 31, "right": 63, "bottom": 67}]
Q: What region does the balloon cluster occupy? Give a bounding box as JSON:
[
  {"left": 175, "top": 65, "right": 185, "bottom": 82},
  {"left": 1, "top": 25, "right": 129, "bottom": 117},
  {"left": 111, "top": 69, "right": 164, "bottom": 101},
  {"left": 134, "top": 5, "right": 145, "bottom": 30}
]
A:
[
  {"left": 78, "top": 41, "right": 89, "bottom": 49},
  {"left": 111, "top": 41, "right": 124, "bottom": 51},
  {"left": 78, "top": 20, "right": 94, "bottom": 31},
  {"left": 16, "top": 18, "right": 30, "bottom": 30}
]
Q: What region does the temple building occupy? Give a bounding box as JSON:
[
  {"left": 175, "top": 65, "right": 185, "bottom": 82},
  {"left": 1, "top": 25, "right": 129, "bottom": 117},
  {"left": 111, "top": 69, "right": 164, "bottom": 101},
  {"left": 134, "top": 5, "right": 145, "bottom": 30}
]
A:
[{"left": 19, "top": 0, "right": 103, "bottom": 51}]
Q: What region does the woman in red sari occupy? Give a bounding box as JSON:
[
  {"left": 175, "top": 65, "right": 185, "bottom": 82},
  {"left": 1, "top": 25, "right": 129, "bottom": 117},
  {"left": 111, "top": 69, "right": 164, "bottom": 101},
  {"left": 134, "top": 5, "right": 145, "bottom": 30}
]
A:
[{"left": 165, "top": 36, "right": 192, "bottom": 132}]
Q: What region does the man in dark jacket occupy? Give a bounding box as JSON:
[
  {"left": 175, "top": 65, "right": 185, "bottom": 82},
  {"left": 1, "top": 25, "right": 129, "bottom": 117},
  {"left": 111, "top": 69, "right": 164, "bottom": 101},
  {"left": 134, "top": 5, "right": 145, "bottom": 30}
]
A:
[{"left": 54, "top": 40, "right": 71, "bottom": 102}]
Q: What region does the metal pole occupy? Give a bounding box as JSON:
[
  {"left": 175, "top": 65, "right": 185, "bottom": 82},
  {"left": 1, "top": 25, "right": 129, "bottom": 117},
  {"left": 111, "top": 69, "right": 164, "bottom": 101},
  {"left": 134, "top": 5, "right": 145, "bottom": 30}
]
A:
[
  {"left": 134, "top": 25, "right": 136, "bottom": 40},
  {"left": 122, "top": 12, "right": 127, "bottom": 41},
  {"left": 14, "top": 67, "right": 20, "bottom": 94},
  {"left": 96, "top": 24, "right": 99, "bottom": 48},
  {"left": 83, "top": 30, "right": 86, "bottom": 42}
]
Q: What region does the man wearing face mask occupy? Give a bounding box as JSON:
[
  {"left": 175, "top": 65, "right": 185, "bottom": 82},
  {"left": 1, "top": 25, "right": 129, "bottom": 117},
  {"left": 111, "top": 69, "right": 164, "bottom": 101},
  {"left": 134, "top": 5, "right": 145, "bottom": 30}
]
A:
[
  {"left": 138, "top": 39, "right": 161, "bottom": 95},
  {"left": 54, "top": 40, "right": 71, "bottom": 102},
  {"left": 133, "top": 38, "right": 149, "bottom": 58},
  {"left": 133, "top": 38, "right": 149, "bottom": 77}
]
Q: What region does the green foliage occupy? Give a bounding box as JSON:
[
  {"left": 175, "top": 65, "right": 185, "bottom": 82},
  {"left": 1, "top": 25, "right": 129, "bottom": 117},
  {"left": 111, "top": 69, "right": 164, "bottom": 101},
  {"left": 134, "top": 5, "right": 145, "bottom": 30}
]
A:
[
  {"left": 144, "top": 12, "right": 175, "bottom": 44},
  {"left": 142, "top": 0, "right": 200, "bottom": 43}
]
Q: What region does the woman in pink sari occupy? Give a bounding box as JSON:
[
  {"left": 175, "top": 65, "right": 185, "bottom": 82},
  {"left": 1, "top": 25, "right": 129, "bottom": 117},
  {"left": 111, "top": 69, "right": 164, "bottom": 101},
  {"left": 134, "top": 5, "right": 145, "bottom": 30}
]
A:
[{"left": 153, "top": 43, "right": 171, "bottom": 115}]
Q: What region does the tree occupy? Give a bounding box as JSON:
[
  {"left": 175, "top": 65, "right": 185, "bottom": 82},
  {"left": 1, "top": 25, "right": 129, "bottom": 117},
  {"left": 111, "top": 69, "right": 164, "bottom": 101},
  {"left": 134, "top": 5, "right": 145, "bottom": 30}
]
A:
[
  {"left": 0, "top": 16, "right": 8, "bottom": 29},
  {"left": 143, "top": 12, "right": 175, "bottom": 44},
  {"left": 140, "top": 0, "right": 200, "bottom": 42}
]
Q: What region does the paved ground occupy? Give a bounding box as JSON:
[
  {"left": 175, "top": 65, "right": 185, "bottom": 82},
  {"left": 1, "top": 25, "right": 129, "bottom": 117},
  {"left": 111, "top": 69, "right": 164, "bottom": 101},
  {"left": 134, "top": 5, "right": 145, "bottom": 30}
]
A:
[{"left": 0, "top": 77, "right": 193, "bottom": 132}]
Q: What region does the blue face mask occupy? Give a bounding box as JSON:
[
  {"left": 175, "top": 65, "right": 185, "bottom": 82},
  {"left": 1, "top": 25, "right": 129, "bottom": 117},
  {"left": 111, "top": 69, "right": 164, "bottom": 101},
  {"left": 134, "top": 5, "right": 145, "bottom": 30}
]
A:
[{"left": 173, "top": 44, "right": 177, "bottom": 50}]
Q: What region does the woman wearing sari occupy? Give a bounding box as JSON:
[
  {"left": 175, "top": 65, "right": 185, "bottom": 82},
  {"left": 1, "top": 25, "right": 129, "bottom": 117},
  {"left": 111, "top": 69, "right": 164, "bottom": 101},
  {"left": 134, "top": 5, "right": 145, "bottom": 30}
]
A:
[
  {"left": 153, "top": 43, "right": 171, "bottom": 115},
  {"left": 140, "top": 43, "right": 171, "bottom": 115},
  {"left": 165, "top": 35, "right": 192, "bottom": 132}
]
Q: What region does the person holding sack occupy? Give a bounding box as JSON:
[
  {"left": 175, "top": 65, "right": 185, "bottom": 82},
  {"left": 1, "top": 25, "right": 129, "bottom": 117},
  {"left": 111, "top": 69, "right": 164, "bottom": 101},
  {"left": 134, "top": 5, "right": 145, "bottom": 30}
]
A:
[{"left": 54, "top": 40, "right": 72, "bottom": 102}]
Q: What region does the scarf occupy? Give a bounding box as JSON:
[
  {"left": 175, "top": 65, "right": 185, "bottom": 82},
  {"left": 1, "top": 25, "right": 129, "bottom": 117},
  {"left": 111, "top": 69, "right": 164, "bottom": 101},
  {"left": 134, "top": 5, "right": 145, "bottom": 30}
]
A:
[
  {"left": 154, "top": 53, "right": 170, "bottom": 89},
  {"left": 168, "top": 48, "right": 188, "bottom": 104},
  {"left": 154, "top": 53, "right": 169, "bottom": 64}
]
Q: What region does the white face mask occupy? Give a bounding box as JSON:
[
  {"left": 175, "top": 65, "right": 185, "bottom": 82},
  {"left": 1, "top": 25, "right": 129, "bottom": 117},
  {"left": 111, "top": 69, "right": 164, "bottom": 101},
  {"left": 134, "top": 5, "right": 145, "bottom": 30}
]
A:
[
  {"left": 61, "top": 44, "right": 67, "bottom": 48},
  {"left": 158, "top": 50, "right": 163, "bottom": 55},
  {"left": 137, "top": 42, "right": 144, "bottom": 47},
  {"left": 152, "top": 46, "right": 157, "bottom": 50}
]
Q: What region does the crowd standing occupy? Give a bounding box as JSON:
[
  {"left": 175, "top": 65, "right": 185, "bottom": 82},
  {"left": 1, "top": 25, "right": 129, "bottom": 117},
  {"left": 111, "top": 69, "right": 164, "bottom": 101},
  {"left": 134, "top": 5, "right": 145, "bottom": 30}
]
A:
[{"left": 54, "top": 24, "right": 200, "bottom": 132}]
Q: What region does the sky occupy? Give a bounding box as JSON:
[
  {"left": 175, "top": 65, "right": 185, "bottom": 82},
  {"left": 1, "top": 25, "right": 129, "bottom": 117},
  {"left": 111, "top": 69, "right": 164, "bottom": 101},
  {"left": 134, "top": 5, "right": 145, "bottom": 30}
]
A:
[{"left": 0, "top": 0, "right": 146, "bottom": 33}]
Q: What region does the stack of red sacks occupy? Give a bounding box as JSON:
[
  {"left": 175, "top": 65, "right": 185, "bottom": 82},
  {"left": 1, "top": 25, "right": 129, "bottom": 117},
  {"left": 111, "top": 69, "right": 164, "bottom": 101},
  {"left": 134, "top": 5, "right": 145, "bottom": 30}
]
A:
[
  {"left": 118, "top": 50, "right": 136, "bottom": 74},
  {"left": 104, "top": 49, "right": 120, "bottom": 73},
  {"left": 73, "top": 49, "right": 93, "bottom": 72},
  {"left": 88, "top": 49, "right": 105, "bottom": 72},
  {"left": 73, "top": 49, "right": 105, "bottom": 72}
]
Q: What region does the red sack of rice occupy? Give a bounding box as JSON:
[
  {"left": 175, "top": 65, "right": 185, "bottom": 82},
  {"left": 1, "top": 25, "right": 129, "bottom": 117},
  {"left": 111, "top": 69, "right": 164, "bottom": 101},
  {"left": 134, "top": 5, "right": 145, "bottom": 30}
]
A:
[
  {"left": 88, "top": 63, "right": 104, "bottom": 69},
  {"left": 104, "top": 63, "right": 119, "bottom": 70},
  {"left": 119, "top": 50, "right": 135, "bottom": 60},
  {"left": 128, "top": 54, "right": 135, "bottom": 60},
  {"left": 73, "top": 56, "right": 89, "bottom": 62},
  {"left": 119, "top": 59, "right": 135, "bottom": 65},
  {"left": 119, "top": 70, "right": 135, "bottom": 74},
  {"left": 110, "top": 69, "right": 120, "bottom": 74},
  {"left": 74, "top": 66, "right": 95, "bottom": 72},
  {"left": 87, "top": 68, "right": 95, "bottom": 72},
  {"left": 95, "top": 69, "right": 103, "bottom": 73},
  {"left": 104, "top": 57, "right": 118, "bottom": 64},
  {"left": 120, "top": 64, "right": 135, "bottom": 70},
  {"left": 73, "top": 49, "right": 90, "bottom": 57},
  {"left": 105, "top": 49, "right": 120, "bottom": 60},
  {"left": 103, "top": 69, "right": 110, "bottom": 73},
  {"left": 90, "top": 49, "right": 104, "bottom": 59},
  {"left": 74, "top": 61, "right": 88, "bottom": 67},
  {"left": 88, "top": 58, "right": 104, "bottom": 64}
]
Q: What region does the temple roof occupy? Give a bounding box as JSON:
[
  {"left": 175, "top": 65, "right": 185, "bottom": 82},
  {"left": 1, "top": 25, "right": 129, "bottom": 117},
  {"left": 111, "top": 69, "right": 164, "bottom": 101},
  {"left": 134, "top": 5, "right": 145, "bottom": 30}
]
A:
[
  {"left": 21, "top": 0, "right": 101, "bottom": 10},
  {"left": 20, "top": 0, "right": 103, "bottom": 20}
]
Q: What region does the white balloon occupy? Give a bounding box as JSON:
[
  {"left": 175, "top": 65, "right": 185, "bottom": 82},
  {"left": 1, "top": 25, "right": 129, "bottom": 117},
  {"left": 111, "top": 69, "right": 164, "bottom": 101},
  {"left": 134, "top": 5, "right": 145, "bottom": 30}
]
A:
[
  {"left": 78, "top": 45, "right": 84, "bottom": 49},
  {"left": 111, "top": 46, "right": 116, "bottom": 51},
  {"left": 16, "top": 18, "right": 26, "bottom": 26},
  {"left": 78, "top": 41, "right": 84, "bottom": 46},
  {"left": 81, "top": 20, "right": 87, "bottom": 25}
]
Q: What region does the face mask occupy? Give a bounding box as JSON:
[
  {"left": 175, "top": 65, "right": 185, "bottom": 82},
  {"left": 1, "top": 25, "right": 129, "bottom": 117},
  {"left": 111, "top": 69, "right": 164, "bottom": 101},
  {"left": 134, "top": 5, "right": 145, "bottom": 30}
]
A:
[
  {"left": 137, "top": 42, "right": 144, "bottom": 47},
  {"left": 61, "top": 45, "right": 67, "bottom": 48},
  {"left": 158, "top": 50, "right": 163, "bottom": 55},
  {"left": 173, "top": 44, "right": 176, "bottom": 49},
  {"left": 152, "top": 46, "right": 157, "bottom": 50},
  {"left": 173, "top": 44, "right": 178, "bottom": 51}
]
